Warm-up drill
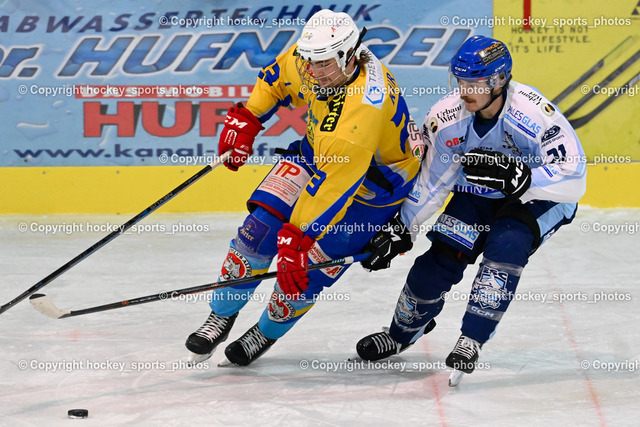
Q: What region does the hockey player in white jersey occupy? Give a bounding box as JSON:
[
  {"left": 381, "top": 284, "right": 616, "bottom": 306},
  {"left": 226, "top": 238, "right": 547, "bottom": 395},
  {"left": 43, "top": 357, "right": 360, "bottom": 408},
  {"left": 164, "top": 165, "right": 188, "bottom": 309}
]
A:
[{"left": 355, "top": 36, "right": 586, "bottom": 385}]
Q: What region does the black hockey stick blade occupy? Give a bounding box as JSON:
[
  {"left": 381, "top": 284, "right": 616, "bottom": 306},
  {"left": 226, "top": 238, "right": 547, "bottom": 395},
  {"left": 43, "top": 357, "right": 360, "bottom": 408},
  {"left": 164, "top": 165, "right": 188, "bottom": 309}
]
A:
[
  {"left": 29, "top": 253, "right": 370, "bottom": 319},
  {"left": 562, "top": 48, "right": 640, "bottom": 118},
  {"left": 569, "top": 69, "right": 640, "bottom": 129},
  {"left": 552, "top": 35, "right": 635, "bottom": 105},
  {"left": 1, "top": 152, "right": 230, "bottom": 316}
]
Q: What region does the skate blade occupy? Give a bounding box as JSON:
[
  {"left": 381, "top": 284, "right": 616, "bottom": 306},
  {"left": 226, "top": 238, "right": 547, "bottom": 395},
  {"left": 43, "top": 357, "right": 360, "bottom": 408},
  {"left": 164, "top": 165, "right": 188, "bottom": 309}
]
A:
[
  {"left": 217, "top": 357, "right": 239, "bottom": 368},
  {"left": 448, "top": 369, "right": 464, "bottom": 387},
  {"left": 346, "top": 354, "right": 363, "bottom": 363},
  {"left": 187, "top": 350, "right": 214, "bottom": 366}
]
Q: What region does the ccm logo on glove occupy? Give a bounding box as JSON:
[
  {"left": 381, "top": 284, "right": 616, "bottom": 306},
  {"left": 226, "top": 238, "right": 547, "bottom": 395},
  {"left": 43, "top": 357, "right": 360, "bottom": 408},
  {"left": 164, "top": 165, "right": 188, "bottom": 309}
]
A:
[
  {"left": 276, "top": 224, "right": 314, "bottom": 300},
  {"left": 219, "top": 103, "right": 264, "bottom": 171}
]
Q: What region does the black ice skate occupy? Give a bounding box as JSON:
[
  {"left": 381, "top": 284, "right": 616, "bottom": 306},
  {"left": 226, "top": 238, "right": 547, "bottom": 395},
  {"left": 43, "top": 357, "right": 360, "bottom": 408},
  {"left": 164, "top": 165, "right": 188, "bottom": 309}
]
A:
[
  {"left": 356, "top": 319, "right": 436, "bottom": 361},
  {"left": 185, "top": 311, "right": 238, "bottom": 364},
  {"left": 223, "top": 323, "right": 277, "bottom": 366},
  {"left": 446, "top": 334, "right": 483, "bottom": 387}
]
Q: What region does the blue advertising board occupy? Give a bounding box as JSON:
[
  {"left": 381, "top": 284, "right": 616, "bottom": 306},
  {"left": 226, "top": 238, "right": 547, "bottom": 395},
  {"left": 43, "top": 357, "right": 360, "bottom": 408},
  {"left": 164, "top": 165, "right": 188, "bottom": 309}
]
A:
[{"left": 1, "top": 0, "right": 492, "bottom": 167}]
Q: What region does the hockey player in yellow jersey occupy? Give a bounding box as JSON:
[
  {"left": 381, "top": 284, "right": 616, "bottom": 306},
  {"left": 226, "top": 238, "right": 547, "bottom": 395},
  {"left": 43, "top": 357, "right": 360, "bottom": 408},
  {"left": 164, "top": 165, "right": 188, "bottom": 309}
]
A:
[{"left": 185, "top": 9, "right": 420, "bottom": 366}]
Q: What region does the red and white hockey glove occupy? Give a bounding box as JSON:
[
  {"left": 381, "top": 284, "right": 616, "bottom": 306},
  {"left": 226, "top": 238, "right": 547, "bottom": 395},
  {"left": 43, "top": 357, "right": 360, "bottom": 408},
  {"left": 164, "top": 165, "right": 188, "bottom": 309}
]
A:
[
  {"left": 219, "top": 103, "right": 263, "bottom": 171},
  {"left": 276, "top": 223, "right": 315, "bottom": 300}
]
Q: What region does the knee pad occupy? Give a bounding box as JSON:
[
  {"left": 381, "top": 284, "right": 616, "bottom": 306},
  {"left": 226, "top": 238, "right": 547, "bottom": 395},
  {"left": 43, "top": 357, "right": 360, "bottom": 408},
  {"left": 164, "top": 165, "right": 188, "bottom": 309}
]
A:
[
  {"left": 234, "top": 207, "right": 282, "bottom": 258},
  {"left": 483, "top": 218, "right": 534, "bottom": 267},
  {"left": 406, "top": 240, "right": 468, "bottom": 301},
  {"left": 495, "top": 201, "right": 540, "bottom": 248},
  {"left": 210, "top": 209, "right": 283, "bottom": 316}
]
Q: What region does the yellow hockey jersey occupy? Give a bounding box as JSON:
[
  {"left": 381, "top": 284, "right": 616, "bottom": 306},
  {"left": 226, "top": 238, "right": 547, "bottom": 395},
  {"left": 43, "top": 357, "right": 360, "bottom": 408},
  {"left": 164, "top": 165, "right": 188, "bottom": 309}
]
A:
[{"left": 247, "top": 44, "right": 419, "bottom": 239}]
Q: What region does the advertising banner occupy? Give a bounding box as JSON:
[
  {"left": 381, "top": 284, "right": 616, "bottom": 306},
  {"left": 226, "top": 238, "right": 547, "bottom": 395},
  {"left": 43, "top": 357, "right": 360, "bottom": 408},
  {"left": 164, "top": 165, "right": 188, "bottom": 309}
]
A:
[{"left": 1, "top": 0, "right": 492, "bottom": 167}]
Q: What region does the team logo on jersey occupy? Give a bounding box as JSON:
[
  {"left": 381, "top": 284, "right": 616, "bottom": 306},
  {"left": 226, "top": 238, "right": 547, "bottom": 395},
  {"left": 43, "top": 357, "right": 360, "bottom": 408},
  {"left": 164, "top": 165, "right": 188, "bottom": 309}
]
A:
[
  {"left": 268, "top": 292, "right": 295, "bottom": 322},
  {"left": 320, "top": 92, "right": 346, "bottom": 132},
  {"left": 541, "top": 102, "right": 556, "bottom": 117},
  {"left": 502, "top": 131, "right": 522, "bottom": 155},
  {"left": 220, "top": 248, "right": 252, "bottom": 281},
  {"left": 471, "top": 265, "right": 509, "bottom": 309}
]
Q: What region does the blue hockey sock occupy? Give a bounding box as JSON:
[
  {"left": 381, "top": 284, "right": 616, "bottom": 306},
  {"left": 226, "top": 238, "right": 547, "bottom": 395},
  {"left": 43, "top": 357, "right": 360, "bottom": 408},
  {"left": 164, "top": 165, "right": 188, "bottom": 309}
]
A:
[
  {"left": 461, "top": 258, "right": 523, "bottom": 343},
  {"left": 257, "top": 285, "right": 316, "bottom": 339},
  {"left": 389, "top": 246, "right": 466, "bottom": 344},
  {"left": 209, "top": 239, "right": 273, "bottom": 317}
]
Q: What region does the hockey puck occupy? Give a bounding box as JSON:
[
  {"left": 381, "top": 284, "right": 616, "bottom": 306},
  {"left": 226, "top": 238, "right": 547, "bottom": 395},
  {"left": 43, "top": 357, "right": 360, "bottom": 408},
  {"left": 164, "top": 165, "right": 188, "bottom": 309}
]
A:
[{"left": 68, "top": 409, "right": 88, "bottom": 419}]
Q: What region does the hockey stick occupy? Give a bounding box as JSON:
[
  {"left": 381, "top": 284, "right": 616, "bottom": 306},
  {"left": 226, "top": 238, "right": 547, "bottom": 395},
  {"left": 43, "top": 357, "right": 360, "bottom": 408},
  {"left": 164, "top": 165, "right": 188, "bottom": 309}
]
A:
[
  {"left": 562, "top": 48, "right": 640, "bottom": 118},
  {"left": 551, "top": 36, "right": 634, "bottom": 105},
  {"left": 29, "top": 253, "right": 370, "bottom": 319},
  {"left": 569, "top": 68, "right": 640, "bottom": 129},
  {"left": 0, "top": 152, "right": 231, "bottom": 316}
]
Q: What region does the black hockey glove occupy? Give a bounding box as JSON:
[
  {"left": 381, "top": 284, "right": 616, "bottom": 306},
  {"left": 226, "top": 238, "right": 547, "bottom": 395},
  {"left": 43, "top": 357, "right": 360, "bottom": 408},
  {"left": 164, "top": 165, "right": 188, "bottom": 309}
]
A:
[
  {"left": 362, "top": 213, "right": 413, "bottom": 271},
  {"left": 462, "top": 149, "right": 531, "bottom": 199}
]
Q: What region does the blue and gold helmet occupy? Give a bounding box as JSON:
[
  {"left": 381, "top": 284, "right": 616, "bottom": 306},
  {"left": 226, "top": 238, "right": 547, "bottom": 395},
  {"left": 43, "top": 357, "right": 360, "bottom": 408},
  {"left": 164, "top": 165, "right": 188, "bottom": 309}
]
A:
[{"left": 450, "top": 36, "right": 512, "bottom": 88}]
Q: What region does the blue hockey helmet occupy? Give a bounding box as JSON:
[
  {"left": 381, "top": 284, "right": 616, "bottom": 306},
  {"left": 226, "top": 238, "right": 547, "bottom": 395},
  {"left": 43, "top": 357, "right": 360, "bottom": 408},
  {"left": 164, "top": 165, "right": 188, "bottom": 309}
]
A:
[{"left": 450, "top": 36, "right": 512, "bottom": 88}]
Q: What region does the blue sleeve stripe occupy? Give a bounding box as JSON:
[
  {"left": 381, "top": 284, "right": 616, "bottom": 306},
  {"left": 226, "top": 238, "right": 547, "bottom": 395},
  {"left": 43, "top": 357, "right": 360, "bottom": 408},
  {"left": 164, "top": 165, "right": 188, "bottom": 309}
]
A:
[
  {"left": 305, "top": 173, "right": 367, "bottom": 239},
  {"left": 258, "top": 95, "right": 293, "bottom": 123}
]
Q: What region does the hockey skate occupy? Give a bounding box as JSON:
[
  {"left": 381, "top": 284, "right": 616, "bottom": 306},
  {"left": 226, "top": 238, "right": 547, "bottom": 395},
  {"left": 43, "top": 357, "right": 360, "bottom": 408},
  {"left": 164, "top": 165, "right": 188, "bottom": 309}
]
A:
[
  {"left": 185, "top": 311, "right": 238, "bottom": 365},
  {"left": 356, "top": 319, "right": 436, "bottom": 361},
  {"left": 446, "top": 334, "right": 482, "bottom": 387},
  {"left": 222, "top": 323, "right": 277, "bottom": 366}
]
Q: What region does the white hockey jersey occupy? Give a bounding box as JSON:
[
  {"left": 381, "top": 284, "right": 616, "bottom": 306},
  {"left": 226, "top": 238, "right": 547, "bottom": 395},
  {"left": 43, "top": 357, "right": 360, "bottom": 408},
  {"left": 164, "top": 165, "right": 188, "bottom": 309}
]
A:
[{"left": 401, "top": 81, "right": 587, "bottom": 239}]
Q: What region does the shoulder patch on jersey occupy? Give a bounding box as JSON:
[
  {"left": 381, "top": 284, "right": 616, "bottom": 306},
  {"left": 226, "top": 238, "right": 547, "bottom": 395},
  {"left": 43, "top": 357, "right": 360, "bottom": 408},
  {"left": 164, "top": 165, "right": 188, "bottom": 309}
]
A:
[
  {"left": 507, "top": 83, "right": 557, "bottom": 140},
  {"left": 426, "top": 91, "right": 468, "bottom": 132},
  {"left": 541, "top": 102, "right": 556, "bottom": 117},
  {"left": 516, "top": 88, "right": 543, "bottom": 106},
  {"left": 428, "top": 116, "right": 438, "bottom": 134},
  {"left": 361, "top": 55, "right": 385, "bottom": 109},
  {"left": 422, "top": 92, "right": 469, "bottom": 151},
  {"left": 541, "top": 125, "right": 561, "bottom": 142},
  {"left": 320, "top": 92, "right": 346, "bottom": 132},
  {"left": 407, "top": 119, "right": 425, "bottom": 159},
  {"left": 540, "top": 124, "right": 566, "bottom": 148},
  {"left": 436, "top": 104, "right": 463, "bottom": 124}
]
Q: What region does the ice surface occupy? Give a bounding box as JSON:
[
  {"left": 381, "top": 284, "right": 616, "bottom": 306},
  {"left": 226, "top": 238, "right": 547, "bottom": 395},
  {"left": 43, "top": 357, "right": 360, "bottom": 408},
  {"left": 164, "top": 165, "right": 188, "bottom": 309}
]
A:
[{"left": 1, "top": 207, "right": 638, "bottom": 426}]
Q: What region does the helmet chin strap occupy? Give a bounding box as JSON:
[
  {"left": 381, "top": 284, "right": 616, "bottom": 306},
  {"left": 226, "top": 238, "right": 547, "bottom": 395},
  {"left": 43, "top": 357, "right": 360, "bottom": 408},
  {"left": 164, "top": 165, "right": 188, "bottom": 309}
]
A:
[
  {"left": 477, "top": 76, "right": 511, "bottom": 113},
  {"left": 342, "top": 27, "right": 367, "bottom": 72}
]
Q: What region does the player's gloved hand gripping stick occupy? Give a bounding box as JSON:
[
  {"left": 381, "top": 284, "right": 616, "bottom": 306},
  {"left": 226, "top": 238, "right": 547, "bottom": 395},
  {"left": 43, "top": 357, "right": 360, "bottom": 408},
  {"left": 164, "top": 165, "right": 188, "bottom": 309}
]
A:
[
  {"left": 218, "top": 103, "right": 263, "bottom": 171},
  {"left": 361, "top": 213, "right": 413, "bottom": 271},
  {"left": 276, "top": 223, "right": 315, "bottom": 299}
]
